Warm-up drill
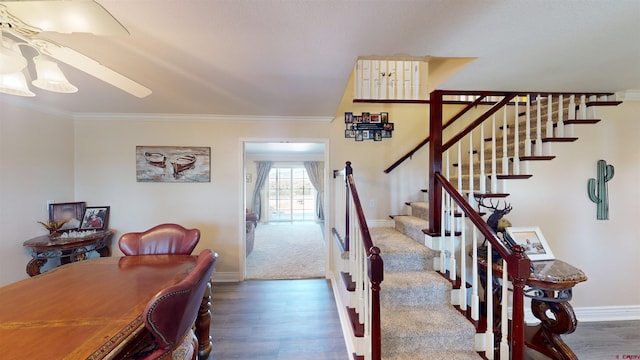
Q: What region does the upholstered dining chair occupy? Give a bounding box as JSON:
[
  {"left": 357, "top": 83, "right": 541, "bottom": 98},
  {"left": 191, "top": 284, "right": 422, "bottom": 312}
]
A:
[
  {"left": 119, "top": 223, "right": 200, "bottom": 256},
  {"left": 138, "top": 249, "right": 217, "bottom": 360}
]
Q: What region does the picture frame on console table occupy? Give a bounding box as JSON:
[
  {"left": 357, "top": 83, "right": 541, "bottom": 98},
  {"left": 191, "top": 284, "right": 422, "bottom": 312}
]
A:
[
  {"left": 49, "top": 202, "right": 86, "bottom": 232},
  {"left": 505, "top": 226, "right": 554, "bottom": 261},
  {"left": 80, "top": 206, "right": 110, "bottom": 231}
]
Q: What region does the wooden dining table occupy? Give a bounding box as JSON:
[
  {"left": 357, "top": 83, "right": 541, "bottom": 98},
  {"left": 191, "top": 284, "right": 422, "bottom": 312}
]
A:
[{"left": 0, "top": 255, "right": 213, "bottom": 360}]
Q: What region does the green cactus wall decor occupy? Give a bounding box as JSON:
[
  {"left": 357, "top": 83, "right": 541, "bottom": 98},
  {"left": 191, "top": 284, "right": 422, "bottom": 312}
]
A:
[{"left": 587, "top": 159, "right": 614, "bottom": 220}]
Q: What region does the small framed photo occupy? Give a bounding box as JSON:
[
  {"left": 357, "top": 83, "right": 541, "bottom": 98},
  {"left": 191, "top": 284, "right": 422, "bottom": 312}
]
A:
[
  {"left": 355, "top": 131, "right": 364, "bottom": 142},
  {"left": 381, "top": 112, "right": 389, "bottom": 123},
  {"left": 362, "top": 112, "right": 371, "bottom": 123},
  {"left": 383, "top": 123, "right": 394, "bottom": 131},
  {"left": 505, "top": 226, "right": 554, "bottom": 261},
  {"left": 345, "top": 129, "right": 356, "bottom": 138},
  {"left": 345, "top": 112, "right": 353, "bottom": 123},
  {"left": 80, "top": 206, "right": 110, "bottom": 231},
  {"left": 382, "top": 130, "right": 392, "bottom": 138},
  {"left": 370, "top": 114, "right": 381, "bottom": 123},
  {"left": 362, "top": 130, "right": 370, "bottom": 140},
  {"left": 49, "top": 202, "right": 86, "bottom": 231},
  {"left": 374, "top": 130, "right": 382, "bottom": 141}
]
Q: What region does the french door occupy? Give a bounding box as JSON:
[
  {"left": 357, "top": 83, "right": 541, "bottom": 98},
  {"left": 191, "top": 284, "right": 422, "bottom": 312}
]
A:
[{"left": 267, "top": 167, "right": 316, "bottom": 221}]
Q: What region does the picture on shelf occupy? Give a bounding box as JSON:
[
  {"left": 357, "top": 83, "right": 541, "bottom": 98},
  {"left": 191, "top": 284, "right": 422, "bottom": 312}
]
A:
[
  {"left": 381, "top": 112, "right": 389, "bottom": 123},
  {"left": 80, "top": 206, "right": 110, "bottom": 231},
  {"left": 49, "top": 202, "right": 86, "bottom": 232},
  {"left": 355, "top": 131, "right": 364, "bottom": 141},
  {"left": 505, "top": 226, "right": 555, "bottom": 261},
  {"left": 362, "top": 112, "right": 371, "bottom": 122},
  {"left": 370, "top": 114, "right": 381, "bottom": 123},
  {"left": 362, "top": 130, "right": 370, "bottom": 140},
  {"left": 383, "top": 123, "right": 394, "bottom": 131},
  {"left": 374, "top": 131, "right": 382, "bottom": 141}
]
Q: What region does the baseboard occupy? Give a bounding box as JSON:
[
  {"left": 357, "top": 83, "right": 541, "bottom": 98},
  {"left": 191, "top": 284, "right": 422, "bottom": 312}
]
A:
[
  {"left": 366, "top": 219, "right": 394, "bottom": 228},
  {"left": 523, "top": 305, "right": 640, "bottom": 324},
  {"left": 212, "top": 271, "right": 242, "bottom": 282},
  {"left": 574, "top": 305, "right": 640, "bottom": 322}
]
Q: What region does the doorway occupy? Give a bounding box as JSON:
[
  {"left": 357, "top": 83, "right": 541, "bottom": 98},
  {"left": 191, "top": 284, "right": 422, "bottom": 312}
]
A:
[{"left": 243, "top": 141, "right": 328, "bottom": 280}]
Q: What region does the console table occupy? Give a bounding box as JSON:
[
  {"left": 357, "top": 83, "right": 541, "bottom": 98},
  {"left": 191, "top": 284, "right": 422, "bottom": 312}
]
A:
[
  {"left": 479, "top": 257, "right": 587, "bottom": 359},
  {"left": 22, "top": 230, "right": 114, "bottom": 277}
]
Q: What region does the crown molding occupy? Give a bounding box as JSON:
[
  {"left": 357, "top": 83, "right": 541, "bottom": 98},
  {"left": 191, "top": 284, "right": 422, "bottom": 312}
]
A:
[
  {"left": 615, "top": 89, "right": 640, "bottom": 101},
  {"left": 72, "top": 112, "right": 334, "bottom": 122}
]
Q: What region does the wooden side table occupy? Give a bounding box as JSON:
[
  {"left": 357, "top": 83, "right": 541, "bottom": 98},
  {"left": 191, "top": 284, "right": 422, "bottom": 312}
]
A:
[{"left": 23, "top": 230, "right": 114, "bottom": 277}]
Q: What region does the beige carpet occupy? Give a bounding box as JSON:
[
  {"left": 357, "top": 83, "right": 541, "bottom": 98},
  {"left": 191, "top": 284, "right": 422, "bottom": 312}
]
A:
[{"left": 246, "top": 222, "right": 325, "bottom": 280}]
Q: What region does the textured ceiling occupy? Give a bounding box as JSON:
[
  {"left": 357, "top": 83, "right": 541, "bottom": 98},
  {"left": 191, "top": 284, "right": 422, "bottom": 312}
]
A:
[{"left": 1, "top": 0, "right": 639, "bottom": 117}]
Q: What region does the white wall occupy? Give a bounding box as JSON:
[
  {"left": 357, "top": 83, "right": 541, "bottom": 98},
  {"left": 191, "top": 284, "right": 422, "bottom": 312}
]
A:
[
  {"left": 506, "top": 101, "right": 640, "bottom": 309},
  {"left": 0, "top": 100, "right": 75, "bottom": 286},
  {"left": 73, "top": 116, "right": 331, "bottom": 280}
]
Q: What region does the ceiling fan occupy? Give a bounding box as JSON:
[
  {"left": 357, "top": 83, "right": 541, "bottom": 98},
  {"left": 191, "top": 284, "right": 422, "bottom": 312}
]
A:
[{"left": 0, "top": 0, "right": 151, "bottom": 98}]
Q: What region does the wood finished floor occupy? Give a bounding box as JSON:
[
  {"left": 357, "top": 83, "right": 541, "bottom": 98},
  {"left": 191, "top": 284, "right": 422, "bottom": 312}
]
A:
[
  {"left": 209, "top": 279, "right": 639, "bottom": 360},
  {"left": 209, "top": 279, "right": 349, "bottom": 360}
]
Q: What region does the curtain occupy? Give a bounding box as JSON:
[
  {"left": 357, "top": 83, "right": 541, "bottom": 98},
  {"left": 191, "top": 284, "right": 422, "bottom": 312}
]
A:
[
  {"left": 251, "top": 161, "right": 273, "bottom": 220},
  {"left": 304, "top": 161, "right": 325, "bottom": 220}
]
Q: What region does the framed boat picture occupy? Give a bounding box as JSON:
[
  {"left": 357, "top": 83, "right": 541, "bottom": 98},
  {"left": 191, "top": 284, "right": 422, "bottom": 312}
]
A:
[{"left": 136, "top": 146, "right": 211, "bottom": 183}]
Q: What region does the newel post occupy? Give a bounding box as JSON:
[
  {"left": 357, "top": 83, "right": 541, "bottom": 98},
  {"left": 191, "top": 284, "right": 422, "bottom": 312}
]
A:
[
  {"left": 429, "top": 90, "right": 443, "bottom": 234},
  {"left": 507, "top": 245, "right": 531, "bottom": 360},
  {"left": 368, "top": 246, "right": 384, "bottom": 360},
  {"left": 345, "top": 161, "right": 352, "bottom": 251}
]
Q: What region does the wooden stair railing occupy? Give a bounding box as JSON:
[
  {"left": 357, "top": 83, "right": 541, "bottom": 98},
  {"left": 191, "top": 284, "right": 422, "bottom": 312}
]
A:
[
  {"left": 335, "top": 161, "right": 383, "bottom": 360},
  {"left": 436, "top": 172, "right": 531, "bottom": 359}
]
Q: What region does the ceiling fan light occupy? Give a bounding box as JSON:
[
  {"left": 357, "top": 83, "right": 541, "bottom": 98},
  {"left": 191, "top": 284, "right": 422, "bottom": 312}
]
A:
[
  {"left": 0, "top": 37, "right": 27, "bottom": 74},
  {"left": 32, "top": 56, "right": 78, "bottom": 94},
  {"left": 0, "top": 71, "right": 35, "bottom": 97}
]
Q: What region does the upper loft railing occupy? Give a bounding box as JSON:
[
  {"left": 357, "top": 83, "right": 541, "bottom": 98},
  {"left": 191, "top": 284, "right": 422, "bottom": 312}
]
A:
[
  {"left": 333, "top": 161, "right": 383, "bottom": 360},
  {"left": 384, "top": 91, "right": 617, "bottom": 174}
]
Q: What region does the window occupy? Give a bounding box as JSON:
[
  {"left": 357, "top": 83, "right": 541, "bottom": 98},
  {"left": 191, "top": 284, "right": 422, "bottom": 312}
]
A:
[{"left": 267, "top": 166, "right": 316, "bottom": 221}]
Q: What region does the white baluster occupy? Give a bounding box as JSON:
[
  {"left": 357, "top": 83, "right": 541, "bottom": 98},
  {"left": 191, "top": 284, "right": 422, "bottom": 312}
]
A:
[
  {"left": 546, "top": 94, "right": 554, "bottom": 138},
  {"left": 524, "top": 94, "right": 532, "bottom": 157},
  {"left": 459, "top": 213, "right": 467, "bottom": 309},
  {"left": 590, "top": 95, "right": 598, "bottom": 119},
  {"left": 579, "top": 94, "right": 587, "bottom": 119},
  {"left": 471, "top": 226, "right": 480, "bottom": 321},
  {"left": 535, "top": 94, "right": 543, "bottom": 156},
  {"left": 502, "top": 108, "right": 509, "bottom": 175},
  {"left": 485, "top": 241, "right": 494, "bottom": 360},
  {"left": 557, "top": 95, "right": 565, "bottom": 137},
  {"left": 566, "top": 94, "right": 576, "bottom": 137},
  {"left": 499, "top": 261, "right": 510, "bottom": 360},
  {"left": 513, "top": 98, "right": 520, "bottom": 175},
  {"left": 457, "top": 142, "right": 463, "bottom": 193},
  {"left": 480, "top": 122, "right": 486, "bottom": 193},
  {"left": 469, "top": 130, "right": 475, "bottom": 194},
  {"left": 449, "top": 201, "right": 456, "bottom": 282},
  {"left": 491, "top": 115, "right": 498, "bottom": 193}
]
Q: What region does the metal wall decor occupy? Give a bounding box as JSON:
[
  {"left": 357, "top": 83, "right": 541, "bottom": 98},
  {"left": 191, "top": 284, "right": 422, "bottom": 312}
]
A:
[
  {"left": 344, "top": 112, "right": 393, "bottom": 142},
  {"left": 587, "top": 159, "right": 614, "bottom": 220}
]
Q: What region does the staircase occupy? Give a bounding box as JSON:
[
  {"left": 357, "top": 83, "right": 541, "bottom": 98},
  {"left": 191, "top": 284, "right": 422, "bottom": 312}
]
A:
[
  {"left": 371, "top": 216, "right": 481, "bottom": 359},
  {"left": 337, "top": 91, "right": 621, "bottom": 360}
]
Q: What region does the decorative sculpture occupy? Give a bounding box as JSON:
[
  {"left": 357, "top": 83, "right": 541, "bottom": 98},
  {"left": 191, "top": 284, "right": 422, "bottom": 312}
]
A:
[
  {"left": 587, "top": 159, "right": 614, "bottom": 220},
  {"left": 37, "top": 219, "right": 67, "bottom": 238}
]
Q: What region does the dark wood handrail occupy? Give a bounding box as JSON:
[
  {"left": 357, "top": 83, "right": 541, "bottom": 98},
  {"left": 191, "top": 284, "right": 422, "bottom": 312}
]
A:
[
  {"left": 383, "top": 96, "right": 489, "bottom": 174},
  {"left": 434, "top": 172, "right": 530, "bottom": 359},
  {"left": 346, "top": 163, "right": 383, "bottom": 360}
]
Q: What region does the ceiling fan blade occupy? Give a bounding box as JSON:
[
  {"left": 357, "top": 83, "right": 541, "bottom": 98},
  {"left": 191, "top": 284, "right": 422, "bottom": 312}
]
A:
[
  {"left": 30, "top": 37, "right": 152, "bottom": 98},
  {"left": 0, "top": 0, "right": 128, "bottom": 35}
]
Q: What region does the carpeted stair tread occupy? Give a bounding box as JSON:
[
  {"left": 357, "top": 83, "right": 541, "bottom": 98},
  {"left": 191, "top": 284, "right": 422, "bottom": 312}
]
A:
[
  {"left": 408, "top": 201, "right": 429, "bottom": 221},
  {"left": 393, "top": 215, "right": 428, "bottom": 244},
  {"left": 370, "top": 227, "right": 437, "bottom": 272},
  {"left": 382, "top": 271, "right": 450, "bottom": 306},
  {"left": 383, "top": 350, "right": 482, "bottom": 360},
  {"left": 381, "top": 304, "right": 477, "bottom": 354}
]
